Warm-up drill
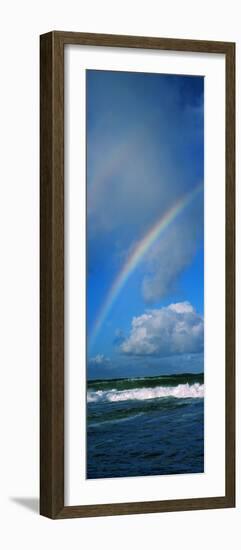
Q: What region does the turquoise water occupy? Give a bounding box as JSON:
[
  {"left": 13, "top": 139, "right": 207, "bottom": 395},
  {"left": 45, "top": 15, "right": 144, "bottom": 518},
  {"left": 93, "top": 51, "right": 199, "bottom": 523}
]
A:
[{"left": 87, "top": 373, "right": 204, "bottom": 479}]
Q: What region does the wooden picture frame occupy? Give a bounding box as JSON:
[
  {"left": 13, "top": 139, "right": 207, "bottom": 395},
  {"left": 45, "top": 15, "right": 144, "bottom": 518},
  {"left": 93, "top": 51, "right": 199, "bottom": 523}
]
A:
[{"left": 40, "top": 31, "right": 235, "bottom": 519}]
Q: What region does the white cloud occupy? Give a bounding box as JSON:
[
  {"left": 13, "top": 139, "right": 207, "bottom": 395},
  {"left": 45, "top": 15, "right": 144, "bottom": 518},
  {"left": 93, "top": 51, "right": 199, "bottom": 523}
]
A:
[
  {"left": 120, "top": 302, "right": 203, "bottom": 357},
  {"left": 89, "top": 354, "right": 110, "bottom": 365},
  {"left": 168, "top": 302, "right": 195, "bottom": 314}
]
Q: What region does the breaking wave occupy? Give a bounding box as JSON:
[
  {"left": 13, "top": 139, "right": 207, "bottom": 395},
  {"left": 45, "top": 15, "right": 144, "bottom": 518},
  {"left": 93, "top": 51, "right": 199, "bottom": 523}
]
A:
[{"left": 87, "top": 383, "right": 204, "bottom": 404}]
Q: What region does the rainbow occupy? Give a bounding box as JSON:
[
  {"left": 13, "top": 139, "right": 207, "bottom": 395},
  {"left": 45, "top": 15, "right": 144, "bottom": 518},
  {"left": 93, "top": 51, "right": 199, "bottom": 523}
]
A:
[{"left": 89, "top": 183, "right": 203, "bottom": 348}]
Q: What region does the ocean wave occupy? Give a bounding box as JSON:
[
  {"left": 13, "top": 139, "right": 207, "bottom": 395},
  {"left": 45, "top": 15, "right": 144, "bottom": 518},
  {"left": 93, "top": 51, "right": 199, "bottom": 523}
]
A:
[
  {"left": 88, "top": 373, "right": 204, "bottom": 392},
  {"left": 88, "top": 412, "right": 144, "bottom": 428},
  {"left": 87, "top": 383, "right": 204, "bottom": 404}
]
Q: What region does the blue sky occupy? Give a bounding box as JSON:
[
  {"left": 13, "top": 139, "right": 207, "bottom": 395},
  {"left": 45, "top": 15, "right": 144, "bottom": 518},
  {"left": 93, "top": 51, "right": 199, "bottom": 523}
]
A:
[{"left": 87, "top": 70, "right": 204, "bottom": 379}]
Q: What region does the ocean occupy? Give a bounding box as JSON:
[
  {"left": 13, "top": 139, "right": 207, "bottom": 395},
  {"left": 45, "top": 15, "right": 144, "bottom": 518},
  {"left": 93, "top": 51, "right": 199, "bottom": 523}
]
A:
[{"left": 87, "top": 372, "right": 204, "bottom": 479}]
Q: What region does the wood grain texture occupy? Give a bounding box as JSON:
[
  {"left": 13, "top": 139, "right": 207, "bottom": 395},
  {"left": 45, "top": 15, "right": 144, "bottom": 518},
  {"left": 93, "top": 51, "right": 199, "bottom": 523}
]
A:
[
  {"left": 225, "top": 44, "right": 236, "bottom": 504},
  {"left": 40, "top": 31, "right": 64, "bottom": 518},
  {"left": 49, "top": 30, "right": 234, "bottom": 53},
  {"left": 40, "top": 31, "right": 235, "bottom": 519}
]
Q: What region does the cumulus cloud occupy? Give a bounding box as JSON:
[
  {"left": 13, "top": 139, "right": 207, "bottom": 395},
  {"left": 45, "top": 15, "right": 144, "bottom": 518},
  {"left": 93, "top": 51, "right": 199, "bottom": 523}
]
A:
[
  {"left": 89, "top": 354, "right": 110, "bottom": 366},
  {"left": 120, "top": 302, "right": 203, "bottom": 357}
]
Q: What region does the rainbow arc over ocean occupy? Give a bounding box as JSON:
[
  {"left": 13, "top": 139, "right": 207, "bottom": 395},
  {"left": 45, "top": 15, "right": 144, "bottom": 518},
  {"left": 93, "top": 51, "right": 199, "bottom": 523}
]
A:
[{"left": 89, "top": 183, "right": 203, "bottom": 348}]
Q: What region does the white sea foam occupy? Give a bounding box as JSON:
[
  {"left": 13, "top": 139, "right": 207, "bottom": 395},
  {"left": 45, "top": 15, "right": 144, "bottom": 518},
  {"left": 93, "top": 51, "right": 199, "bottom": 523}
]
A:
[{"left": 87, "top": 383, "right": 204, "bottom": 403}]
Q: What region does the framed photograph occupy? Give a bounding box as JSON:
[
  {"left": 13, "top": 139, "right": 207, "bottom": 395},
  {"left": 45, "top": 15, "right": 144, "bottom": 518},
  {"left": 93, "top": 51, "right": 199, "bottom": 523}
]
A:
[{"left": 40, "top": 31, "right": 235, "bottom": 519}]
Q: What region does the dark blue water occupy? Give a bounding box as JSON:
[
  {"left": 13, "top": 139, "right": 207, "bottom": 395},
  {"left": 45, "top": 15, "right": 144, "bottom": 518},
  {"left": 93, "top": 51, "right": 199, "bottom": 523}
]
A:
[{"left": 87, "top": 373, "right": 204, "bottom": 479}]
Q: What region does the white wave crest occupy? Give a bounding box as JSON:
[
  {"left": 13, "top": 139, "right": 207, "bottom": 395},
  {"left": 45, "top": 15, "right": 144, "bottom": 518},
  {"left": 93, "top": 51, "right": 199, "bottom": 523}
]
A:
[{"left": 87, "top": 383, "right": 204, "bottom": 404}]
